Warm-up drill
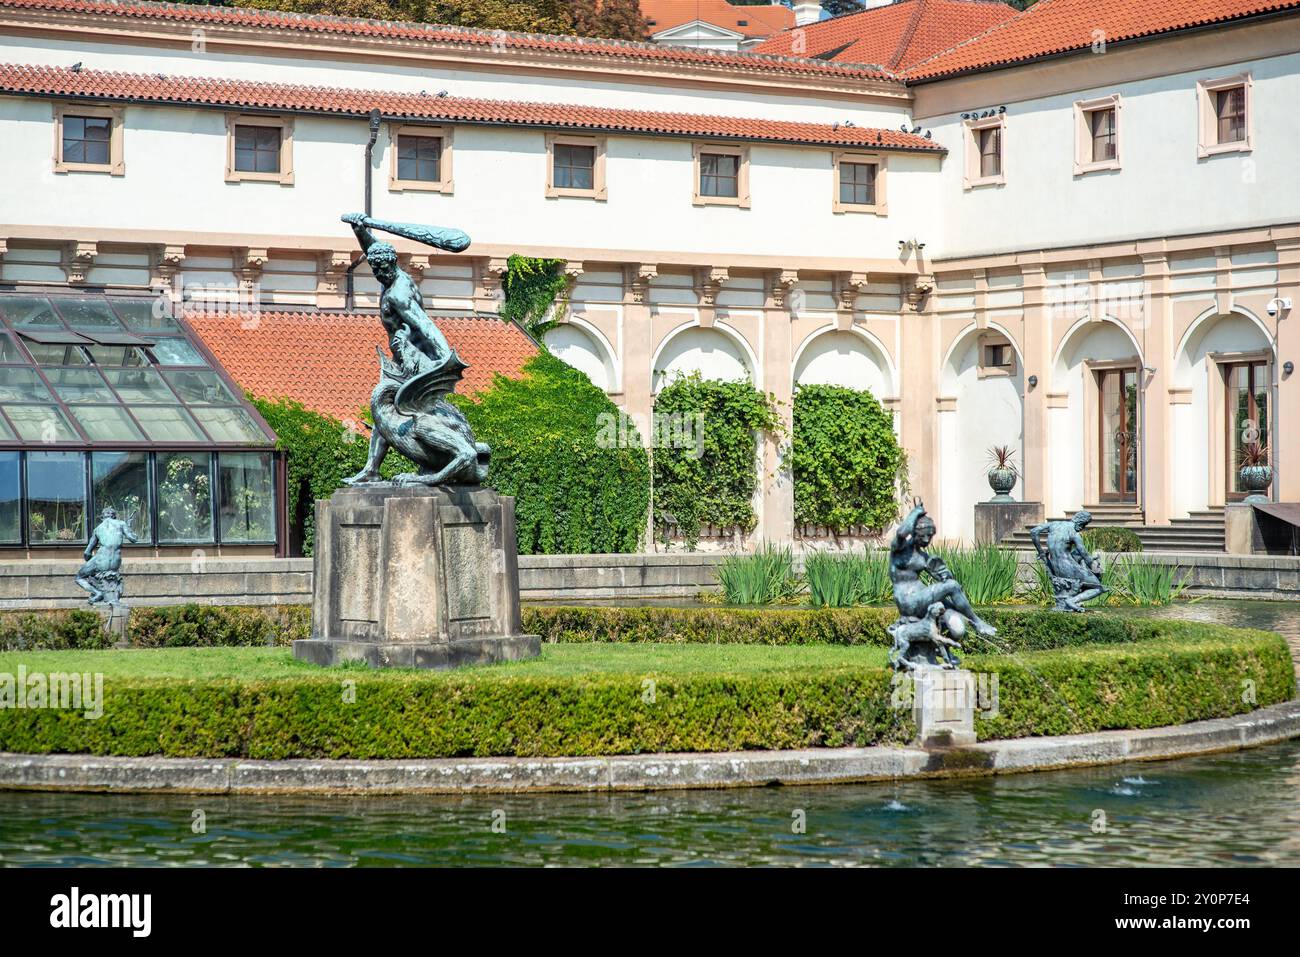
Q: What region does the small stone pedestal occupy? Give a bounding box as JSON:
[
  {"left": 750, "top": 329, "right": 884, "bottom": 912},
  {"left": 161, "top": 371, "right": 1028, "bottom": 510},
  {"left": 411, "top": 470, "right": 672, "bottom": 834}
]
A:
[
  {"left": 98, "top": 602, "right": 130, "bottom": 649},
  {"left": 293, "top": 484, "right": 540, "bottom": 670},
  {"left": 912, "top": 667, "right": 976, "bottom": 747},
  {"left": 974, "top": 500, "right": 1043, "bottom": 546}
]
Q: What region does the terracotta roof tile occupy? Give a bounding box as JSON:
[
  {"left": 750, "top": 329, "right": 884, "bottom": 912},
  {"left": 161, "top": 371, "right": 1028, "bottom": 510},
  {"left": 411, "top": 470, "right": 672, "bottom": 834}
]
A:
[
  {"left": 640, "top": 0, "right": 794, "bottom": 39},
  {"left": 753, "top": 0, "right": 1015, "bottom": 70},
  {"left": 0, "top": 61, "right": 944, "bottom": 151},
  {"left": 186, "top": 311, "right": 538, "bottom": 422},
  {"left": 905, "top": 0, "right": 1300, "bottom": 80},
  {"left": 0, "top": 0, "right": 897, "bottom": 81}
]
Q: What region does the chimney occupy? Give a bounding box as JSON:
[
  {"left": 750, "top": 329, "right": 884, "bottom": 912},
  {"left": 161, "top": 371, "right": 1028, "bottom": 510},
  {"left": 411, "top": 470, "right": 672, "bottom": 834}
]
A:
[{"left": 792, "top": 2, "right": 822, "bottom": 26}]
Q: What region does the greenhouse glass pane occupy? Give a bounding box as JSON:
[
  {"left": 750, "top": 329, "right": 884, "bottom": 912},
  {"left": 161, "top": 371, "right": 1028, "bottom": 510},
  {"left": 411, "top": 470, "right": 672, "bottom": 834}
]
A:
[
  {"left": 46, "top": 367, "right": 114, "bottom": 403},
  {"left": 218, "top": 452, "right": 275, "bottom": 543},
  {"left": 92, "top": 451, "right": 151, "bottom": 542},
  {"left": 150, "top": 338, "right": 208, "bottom": 366},
  {"left": 0, "top": 368, "right": 53, "bottom": 402},
  {"left": 0, "top": 414, "right": 13, "bottom": 441},
  {"left": 103, "top": 368, "right": 176, "bottom": 404},
  {"left": 112, "top": 299, "right": 181, "bottom": 334},
  {"left": 164, "top": 369, "right": 238, "bottom": 405},
  {"left": 69, "top": 405, "right": 145, "bottom": 442},
  {"left": 25, "top": 451, "right": 87, "bottom": 544},
  {"left": 55, "top": 299, "right": 122, "bottom": 330},
  {"left": 156, "top": 452, "right": 213, "bottom": 544},
  {"left": 1, "top": 297, "right": 61, "bottom": 328},
  {"left": 130, "top": 406, "right": 206, "bottom": 442},
  {"left": 191, "top": 406, "right": 266, "bottom": 443},
  {"left": 4, "top": 405, "right": 78, "bottom": 442},
  {"left": 0, "top": 452, "right": 19, "bottom": 543},
  {"left": 0, "top": 333, "right": 23, "bottom": 363},
  {"left": 87, "top": 345, "right": 148, "bottom": 368},
  {"left": 25, "top": 342, "right": 88, "bottom": 366}
]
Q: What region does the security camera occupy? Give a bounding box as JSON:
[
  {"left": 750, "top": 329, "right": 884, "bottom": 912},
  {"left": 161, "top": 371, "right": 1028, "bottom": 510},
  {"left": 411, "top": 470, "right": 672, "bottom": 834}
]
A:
[{"left": 1266, "top": 297, "right": 1292, "bottom": 318}]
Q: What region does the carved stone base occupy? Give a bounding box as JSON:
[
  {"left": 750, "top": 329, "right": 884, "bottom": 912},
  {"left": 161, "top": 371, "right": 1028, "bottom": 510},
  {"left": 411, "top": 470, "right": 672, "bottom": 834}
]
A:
[
  {"left": 912, "top": 667, "right": 977, "bottom": 748},
  {"left": 294, "top": 484, "right": 540, "bottom": 671}
]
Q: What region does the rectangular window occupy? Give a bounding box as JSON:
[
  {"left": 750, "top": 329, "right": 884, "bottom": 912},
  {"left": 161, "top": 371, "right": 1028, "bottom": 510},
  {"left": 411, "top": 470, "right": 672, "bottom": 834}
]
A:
[
  {"left": 1090, "top": 108, "right": 1117, "bottom": 162},
  {"left": 979, "top": 127, "right": 1001, "bottom": 178},
  {"left": 218, "top": 452, "right": 276, "bottom": 543},
  {"left": 156, "top": 452, "right": 213, "bottom": 544},
  {"left": 397, "top": 134, "right": 442, "bottom": 183},
  {"left": 700, "top": 152, "right": 740, "bottom": 198},
  {"left": 26, "top": 451, "right": 87, "bottom": 544},
  {"left": 553, "top": 143, "right": 595, "bottom": 191},
  {"left": 92, "top": 451, "right": 151, "bottom": 543},
  {"left": 234, "top": 124, "right": 281, "bottom": 174},
  {"left": 0, "top": 452, "right": 19, "bottom": 544},
  {"left": 833, "top": 152, "right": 886, "bottom": 214},
  {"left": 1216, "top": 86, "right": 1246, "bottom": 145},
  {"left": 225, "top": 116, "right": 293, "bottom": 184},
  {"left": 840, "top": 162, "right": 876, "bottom": 206},
  {"left": 53, "top": 104, "right": 124, "bottom": 175},
  {"left": 62, "top": 115, "right": 112, "bottom": 166}
]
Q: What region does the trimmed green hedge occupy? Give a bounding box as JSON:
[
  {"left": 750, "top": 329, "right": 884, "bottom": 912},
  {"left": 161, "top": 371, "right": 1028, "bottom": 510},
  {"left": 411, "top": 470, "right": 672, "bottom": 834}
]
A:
[
  {"left": 1083, "top": 526, "right": 1144, "bottom": 553},
  {"left": 0, "top": 605, "right": 310, "bottom": 652},
  {"left": 0, "top": 666, "right": 911, "bottom": 758},
  {"left": 522, "top": 605, "right": 1211, "bottom": 653},
  {"left": 0, "top": 628, "right": 1287, "bottom": 758},
  {"left": 968, "top": 631, "right": 1293, "bottom": 739}
]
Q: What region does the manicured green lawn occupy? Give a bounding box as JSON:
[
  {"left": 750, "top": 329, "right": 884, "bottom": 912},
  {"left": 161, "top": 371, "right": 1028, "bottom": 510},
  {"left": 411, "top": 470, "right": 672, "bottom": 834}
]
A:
[{"left": 0, "top": 642, "right": 892, "bottom": 681}]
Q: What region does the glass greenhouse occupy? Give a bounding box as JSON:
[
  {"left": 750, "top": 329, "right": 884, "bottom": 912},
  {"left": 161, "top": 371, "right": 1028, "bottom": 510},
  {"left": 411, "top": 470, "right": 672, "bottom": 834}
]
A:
[{"left": 0, "top": 294, "right": 283, "bottom": 554}]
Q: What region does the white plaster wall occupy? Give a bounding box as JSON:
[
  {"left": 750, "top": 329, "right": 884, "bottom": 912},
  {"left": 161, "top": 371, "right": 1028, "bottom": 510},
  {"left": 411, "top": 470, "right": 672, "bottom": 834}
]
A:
[
  {"left": 939, "top": 333, "right": 1023, "bottom": 542},
  {"left": 927, "top": 50, "right": 1300, "bottom": 257},
  {"left": 1051, "top": 322, "right": 1140, "bottom": 514},
  {"left": 0, "top": 97, "right": 943, "bottom": 260},
  {"left": 792, "top": 329, "right": 890, "bottom": 396},
  {"left": 0, "top": 34, "right": 909, "bottom": 126},
  {"left": 652, "top": 324, "right": 752, "bottom": 390},
  {"left": 1170, "top": 311, "right": 1274, "bottom": 515},
  {"left": 544, "top": 324, "right": 614, "bottom": 392}
]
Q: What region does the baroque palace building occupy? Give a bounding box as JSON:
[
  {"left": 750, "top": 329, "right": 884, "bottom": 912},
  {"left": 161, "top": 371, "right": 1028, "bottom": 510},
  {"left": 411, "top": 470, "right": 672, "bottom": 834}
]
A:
[{"left": 0, "top": 0, "right": 1297, "bottom": 553}]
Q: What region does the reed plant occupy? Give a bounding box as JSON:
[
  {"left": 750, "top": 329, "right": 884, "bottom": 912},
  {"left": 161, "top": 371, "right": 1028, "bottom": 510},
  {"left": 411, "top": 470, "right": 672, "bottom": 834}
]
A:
[
  {"left": 804, "top": 549, "right": 892, "bottom": 608},
  {"left": 717, "top": 544, "right": 801, "bottom": 605}
]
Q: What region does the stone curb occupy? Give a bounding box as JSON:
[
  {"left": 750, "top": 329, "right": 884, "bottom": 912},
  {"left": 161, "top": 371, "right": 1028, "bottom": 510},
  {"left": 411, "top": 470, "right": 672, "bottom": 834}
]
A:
[{"left": 2, "top": 700, "right": 1298, "bottom": 795}]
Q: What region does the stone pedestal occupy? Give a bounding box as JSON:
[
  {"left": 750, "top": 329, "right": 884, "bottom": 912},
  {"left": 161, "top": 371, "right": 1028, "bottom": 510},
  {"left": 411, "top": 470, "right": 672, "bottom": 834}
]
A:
[
  {"left": 293, "top": 484, "right": 540, "bottom": 669},
  {"left": 1224, "top": 503, "right": 1257, "bottom": 555},
  {"left": 98, "top": 602, "right": 129, "bottom": 649},
  {"left": 912, "top": 667, "right": 976, "bottom": 747},
  {"left": 974, "top": 500, "right": 1043, "bottom": 546}
]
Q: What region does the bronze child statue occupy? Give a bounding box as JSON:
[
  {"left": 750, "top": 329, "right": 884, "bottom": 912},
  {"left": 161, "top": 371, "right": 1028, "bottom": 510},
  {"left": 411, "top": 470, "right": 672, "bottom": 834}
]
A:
[{"left": 74, "top": 506, "right": 137, "bottom": 606}]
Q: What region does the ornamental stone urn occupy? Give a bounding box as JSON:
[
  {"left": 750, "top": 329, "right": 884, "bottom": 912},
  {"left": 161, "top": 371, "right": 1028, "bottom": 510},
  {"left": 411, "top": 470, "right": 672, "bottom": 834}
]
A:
[
  {"left": 987, "top": 466, "right": 1017, "bottom": 503},
  {"left": 1239, "top": 464, "right": 1273, "bottom": 504}
]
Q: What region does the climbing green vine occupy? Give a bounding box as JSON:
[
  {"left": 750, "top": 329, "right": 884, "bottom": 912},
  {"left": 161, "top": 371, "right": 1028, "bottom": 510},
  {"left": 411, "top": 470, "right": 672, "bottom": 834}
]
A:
[
  {"left": 651, "top": 373, "right": 782, "bottom": 548},
  {"left": 791, "top": 383, "right": 906, "bottom": 533},
  {"left": 500, "top": 254, "right": 568, "bottom": 338}
]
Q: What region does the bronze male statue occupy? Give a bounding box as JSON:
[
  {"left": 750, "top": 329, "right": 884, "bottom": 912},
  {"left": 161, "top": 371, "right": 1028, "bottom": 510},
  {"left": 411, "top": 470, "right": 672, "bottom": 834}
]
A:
[
  {"left": 1030, "top": 510, "right": 1108, "bottom": 612},
  {"left": 75, "top": 506, "right": 137, "bottom": 605},
  {"left": 340, "top": 213, "right": 490, "bottom": 487}
]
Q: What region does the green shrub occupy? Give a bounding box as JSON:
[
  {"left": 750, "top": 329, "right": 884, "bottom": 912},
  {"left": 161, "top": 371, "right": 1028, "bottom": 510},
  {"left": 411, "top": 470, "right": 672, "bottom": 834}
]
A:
[
  {"left": 499, "top": 255, "right": 567, "bottom": 338},
  {"left": 450, "top": 351, "right": 650, "bottom": 554},
  {"left": 0, "top": 610, "right": 114, "bottom": 652},
  {"left": 0, "top": 605, "right": 310, "bottom": 651},
  {"left": 717, "top": 544, "right": 801, "bottom": 605},
  {"left": 933, "top": 543, "right": 1019, "bottom": 605},
  {"left": 969, "top": 628, "right": 1293, "bottom": 739},
  {"left": 651, "top": 373, "right": 782, "bottom": 548},
  {"left": 792, "top": 384, "right": 905, "bottom": 533},
  {"left": 1083, "top": 526, "right": 1143, "bottom": 553},
  {"left": 804, "top": 549, "right": 891, "bottom": 608}
]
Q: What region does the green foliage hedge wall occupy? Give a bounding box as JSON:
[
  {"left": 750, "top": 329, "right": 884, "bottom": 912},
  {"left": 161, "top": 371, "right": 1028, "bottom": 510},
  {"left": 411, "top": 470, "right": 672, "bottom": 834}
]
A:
[
  {"left": 791, "top": 384, "right": 905, "bottom": 533},
  {"left": 651, "top": 373, "right": 781, "bottom": 547},
  {"left": 450, "top": 352, "right": 650, "bottom": 554}
]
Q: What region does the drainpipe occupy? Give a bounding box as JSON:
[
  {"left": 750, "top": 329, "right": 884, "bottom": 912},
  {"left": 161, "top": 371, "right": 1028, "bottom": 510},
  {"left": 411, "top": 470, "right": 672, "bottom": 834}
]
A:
[{"left": 345, "top": 108, "right": 383, "bottom": 312}]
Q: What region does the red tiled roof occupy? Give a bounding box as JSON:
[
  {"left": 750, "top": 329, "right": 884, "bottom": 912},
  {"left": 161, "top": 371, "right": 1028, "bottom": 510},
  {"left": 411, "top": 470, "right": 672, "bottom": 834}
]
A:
[
  {"left": 0, "top": 0, "right": 897, "bottom": 81},
  {"left": 905, "top": 0, "right": 1300, "bottom": 80},
  {"left": 753, "top": 0, "right": 1015, "bottom": 70},
  {"left": 186, "top": 312, "right": 538, "bottom": 422},
  {"left": 640, "top": 0, "right": 794, "bottom": 39},
  {"left": 0, "top": 62, "right": 944, "bottom": 151}
]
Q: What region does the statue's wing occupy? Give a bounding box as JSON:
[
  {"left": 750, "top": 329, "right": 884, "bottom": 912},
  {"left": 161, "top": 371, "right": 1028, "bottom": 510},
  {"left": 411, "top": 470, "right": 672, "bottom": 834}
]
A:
[{"left": 394, "top": 349, "right": 468, "bottom": 415}]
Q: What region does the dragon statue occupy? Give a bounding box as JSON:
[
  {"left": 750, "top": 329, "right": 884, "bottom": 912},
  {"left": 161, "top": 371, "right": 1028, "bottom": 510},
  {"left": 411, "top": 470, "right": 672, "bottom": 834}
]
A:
[{"left": 339, "top": 213, "right": 490, "bottom": 487}]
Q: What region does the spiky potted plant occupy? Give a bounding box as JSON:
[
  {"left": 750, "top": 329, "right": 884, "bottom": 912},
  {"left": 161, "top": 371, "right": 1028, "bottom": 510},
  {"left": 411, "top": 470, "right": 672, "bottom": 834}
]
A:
[
  {"left": 1238, "top": 442, "right": 1272, "bottom": 503},
  {"left": 985, "top": 445, "right": 1020, "bottom": 502}
]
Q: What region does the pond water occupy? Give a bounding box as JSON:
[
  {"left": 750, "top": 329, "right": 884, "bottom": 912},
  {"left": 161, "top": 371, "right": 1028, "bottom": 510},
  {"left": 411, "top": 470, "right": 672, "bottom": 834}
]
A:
[
  {"left": 0, "top": 598, "right": 1296, "bottom": 867},
  {"left": 2, "top": 740, "right": 1299, "bottom": 866}
]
